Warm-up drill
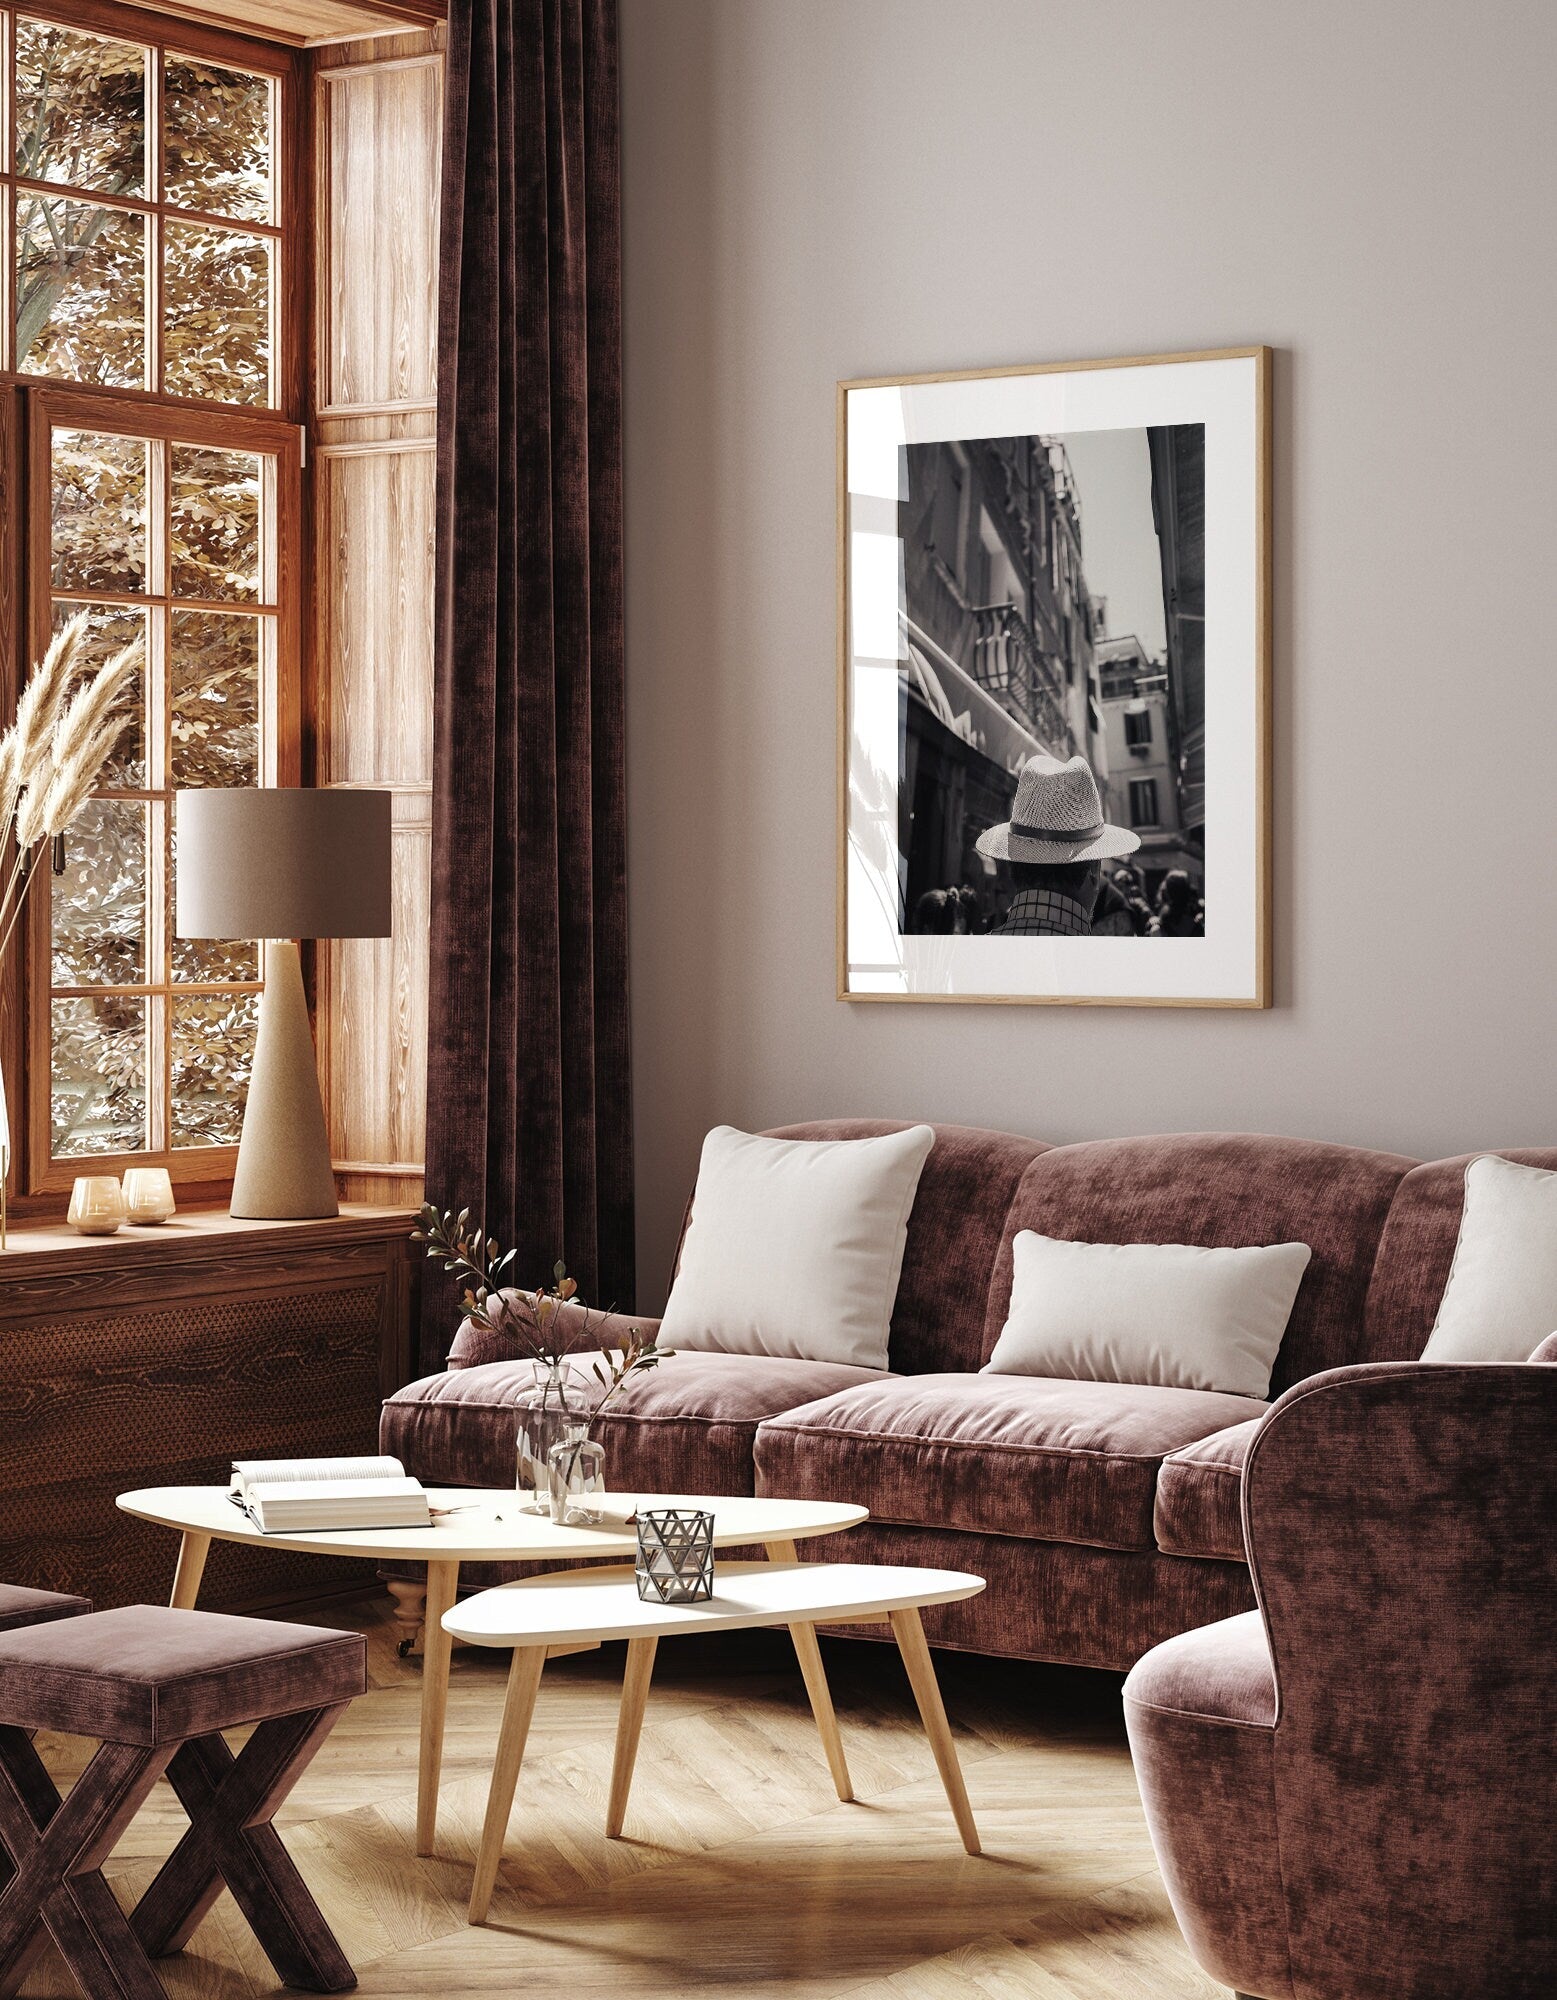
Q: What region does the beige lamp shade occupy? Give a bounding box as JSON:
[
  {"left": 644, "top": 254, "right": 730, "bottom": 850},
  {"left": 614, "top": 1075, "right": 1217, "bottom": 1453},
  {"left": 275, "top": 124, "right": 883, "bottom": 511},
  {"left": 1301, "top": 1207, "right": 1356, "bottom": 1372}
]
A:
[{"left": 175, "top": 788, "right": 392, "bottom": 940}]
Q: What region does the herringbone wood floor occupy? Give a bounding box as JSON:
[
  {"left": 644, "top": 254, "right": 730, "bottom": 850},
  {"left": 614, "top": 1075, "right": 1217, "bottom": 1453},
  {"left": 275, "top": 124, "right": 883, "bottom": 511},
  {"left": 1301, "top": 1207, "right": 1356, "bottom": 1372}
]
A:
[{"left": 20, "top": 1595, "right": 1223, "bottom": 1998}]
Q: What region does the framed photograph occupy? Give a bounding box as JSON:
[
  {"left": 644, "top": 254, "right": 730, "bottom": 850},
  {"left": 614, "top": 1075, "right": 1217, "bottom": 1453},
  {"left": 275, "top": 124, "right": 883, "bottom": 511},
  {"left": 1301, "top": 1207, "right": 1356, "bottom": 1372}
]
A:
[{"left": 837, "top": 347, "right": 1270, "bottom": 1007}]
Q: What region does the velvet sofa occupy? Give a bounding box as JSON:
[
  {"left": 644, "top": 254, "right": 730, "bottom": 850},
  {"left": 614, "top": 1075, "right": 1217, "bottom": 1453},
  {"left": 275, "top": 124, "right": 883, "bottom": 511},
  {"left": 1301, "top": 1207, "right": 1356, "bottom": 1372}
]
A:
[
  {"left": 1123, "top": 1352, "right": 1557, "bottom": 1999},
  {"left": 381, "top": 1122, "right": 1557, "bottom": 1670}
]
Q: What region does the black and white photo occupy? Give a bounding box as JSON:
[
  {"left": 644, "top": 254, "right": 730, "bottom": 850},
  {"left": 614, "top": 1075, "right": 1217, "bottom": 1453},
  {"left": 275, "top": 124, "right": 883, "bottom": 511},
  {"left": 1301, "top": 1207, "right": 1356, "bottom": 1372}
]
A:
[
  {"left": 897, "top": 424, "right": 1204, "bottom": 943},
  {"left": 841, "top": 350, "right": 1268, "bottom": 1005}
]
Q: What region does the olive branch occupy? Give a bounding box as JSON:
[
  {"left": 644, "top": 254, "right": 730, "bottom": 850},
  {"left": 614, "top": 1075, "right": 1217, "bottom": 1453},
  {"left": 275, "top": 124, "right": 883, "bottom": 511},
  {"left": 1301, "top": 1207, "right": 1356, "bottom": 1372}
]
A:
[{"left": 411, "top": 1203, "right": 672, "bottom": 1416}]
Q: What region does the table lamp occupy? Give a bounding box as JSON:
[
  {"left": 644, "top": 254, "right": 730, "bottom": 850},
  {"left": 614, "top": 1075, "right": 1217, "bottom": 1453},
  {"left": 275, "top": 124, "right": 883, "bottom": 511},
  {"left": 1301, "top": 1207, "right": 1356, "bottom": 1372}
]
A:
[{"left": 175, "top": 788, "right": 392, "bottom": 1220}]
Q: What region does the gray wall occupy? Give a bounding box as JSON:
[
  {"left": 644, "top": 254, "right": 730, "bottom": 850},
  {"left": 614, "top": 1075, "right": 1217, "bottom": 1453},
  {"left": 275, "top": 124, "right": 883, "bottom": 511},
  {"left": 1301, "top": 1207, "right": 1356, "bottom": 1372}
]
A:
[{"left": 619, "top": 0, "right": 1557, "bottom": 1307}]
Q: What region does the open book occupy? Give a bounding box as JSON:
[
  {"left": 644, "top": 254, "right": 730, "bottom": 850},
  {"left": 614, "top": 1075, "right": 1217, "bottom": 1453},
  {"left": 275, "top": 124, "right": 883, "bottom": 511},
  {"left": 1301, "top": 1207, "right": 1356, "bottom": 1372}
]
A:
[{"left": 229, "top": 1454, "right": 432, "bottom": 1534}]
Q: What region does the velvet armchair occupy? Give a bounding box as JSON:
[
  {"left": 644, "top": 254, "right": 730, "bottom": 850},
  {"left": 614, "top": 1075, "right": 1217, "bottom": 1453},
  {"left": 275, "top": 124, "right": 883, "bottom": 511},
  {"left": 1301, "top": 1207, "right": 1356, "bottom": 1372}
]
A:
[{"left": 1124, "top": 1357, "right": 1557, "bottom": 2000}]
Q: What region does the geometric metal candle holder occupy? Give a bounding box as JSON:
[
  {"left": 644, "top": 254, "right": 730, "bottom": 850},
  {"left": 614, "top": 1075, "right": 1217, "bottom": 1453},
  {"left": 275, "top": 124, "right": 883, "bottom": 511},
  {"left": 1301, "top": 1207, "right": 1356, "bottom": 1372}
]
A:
[{"left": 634, "top": 1508, "right": 715, "bottom": 1604}]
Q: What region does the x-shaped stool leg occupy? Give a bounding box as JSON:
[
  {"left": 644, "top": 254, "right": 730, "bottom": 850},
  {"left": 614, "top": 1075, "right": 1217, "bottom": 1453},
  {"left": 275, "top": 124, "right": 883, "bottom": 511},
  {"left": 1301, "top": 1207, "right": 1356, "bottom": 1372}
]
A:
[
  {"left": 132, "top": 1703, "right": 354, "bottom": 1993},
  {"left": 0, "top": 1725, "right": 174, "bottom": 2000}
]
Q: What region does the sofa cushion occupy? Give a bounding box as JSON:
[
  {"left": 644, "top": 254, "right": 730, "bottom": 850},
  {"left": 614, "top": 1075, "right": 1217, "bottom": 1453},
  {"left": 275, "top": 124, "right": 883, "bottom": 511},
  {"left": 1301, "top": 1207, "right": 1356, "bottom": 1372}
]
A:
[
  {"left": 985, "top": 1232, "right": 1311, "bottom": 1399},
  {"left": 984, "top": 1134, "right": 1416, "bottom": 1396},
  {"left": 1123, "top": 1607, "right": 1277, "bottom": 1728},
  {"left": 1363, "top": 1149, "right": 1557, "bottom": 1362},
  {"left": 660, "top": 1122, "right": 935, "bottom": 1368},
  {"left": 382, "top": 1350, "right": 890, "bottom": 1497},
  {"left": 754, "top": 1373, "right": 1267, "bottom": 1552},
  {"left": 1154, "top": 1417, "right": 1263, "bottom": 1561},
  {"left": 1418, "top": 1155, "right": 1557, "bottom": 1364},
  {"left": 762, "top": 1122, "right": 1050, "bottom": 1374}
]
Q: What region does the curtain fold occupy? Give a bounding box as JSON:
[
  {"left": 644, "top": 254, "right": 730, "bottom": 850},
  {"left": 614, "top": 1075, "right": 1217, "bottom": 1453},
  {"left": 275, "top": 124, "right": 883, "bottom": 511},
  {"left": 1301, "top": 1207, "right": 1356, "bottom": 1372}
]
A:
[{"left": 421, "top": 0, "right": 633, "bottom": 1369}]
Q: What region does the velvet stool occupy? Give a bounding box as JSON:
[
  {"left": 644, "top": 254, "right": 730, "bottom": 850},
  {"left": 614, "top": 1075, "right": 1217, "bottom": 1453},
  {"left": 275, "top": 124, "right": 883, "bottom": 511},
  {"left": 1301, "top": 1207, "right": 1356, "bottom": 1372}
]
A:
[
  {"left": 0, "top": 1604, "right": 367, "bottom": 1999},
  {"left": 0, "top": 1585, "right": 92, "bottom": 1633}
]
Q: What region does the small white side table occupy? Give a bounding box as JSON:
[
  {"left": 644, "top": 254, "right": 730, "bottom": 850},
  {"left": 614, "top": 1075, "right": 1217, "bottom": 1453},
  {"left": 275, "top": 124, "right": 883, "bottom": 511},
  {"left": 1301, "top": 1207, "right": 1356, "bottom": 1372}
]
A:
[{"left": 446, "top": 1558, "right": 988, "bottom": 1923}]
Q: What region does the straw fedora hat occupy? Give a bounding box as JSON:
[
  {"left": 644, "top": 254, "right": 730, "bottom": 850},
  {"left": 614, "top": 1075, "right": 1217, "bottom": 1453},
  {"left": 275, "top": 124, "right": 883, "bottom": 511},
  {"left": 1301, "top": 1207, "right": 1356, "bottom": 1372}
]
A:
[{"left": 975, "top": 753, "right": 1141, "bottom": 864}]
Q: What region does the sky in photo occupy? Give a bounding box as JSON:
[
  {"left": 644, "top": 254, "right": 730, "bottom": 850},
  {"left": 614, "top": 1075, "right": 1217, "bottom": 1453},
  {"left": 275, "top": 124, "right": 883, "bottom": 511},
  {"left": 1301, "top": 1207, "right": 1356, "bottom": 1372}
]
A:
[{"left": 1055, "top": 427, "right": 1166, "bottom": 660}]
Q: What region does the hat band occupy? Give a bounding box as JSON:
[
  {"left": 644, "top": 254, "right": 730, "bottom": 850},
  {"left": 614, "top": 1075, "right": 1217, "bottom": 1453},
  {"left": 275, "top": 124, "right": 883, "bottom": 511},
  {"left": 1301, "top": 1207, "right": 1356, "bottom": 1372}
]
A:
[{"left": 1011, "top": 819, "right": 1104, "bottom": 843}]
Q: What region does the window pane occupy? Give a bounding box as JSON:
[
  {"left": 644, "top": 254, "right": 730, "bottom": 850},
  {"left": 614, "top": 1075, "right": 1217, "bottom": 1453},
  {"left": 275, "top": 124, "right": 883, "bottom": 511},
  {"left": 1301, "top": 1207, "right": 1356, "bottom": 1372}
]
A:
[
  {"left": 170, "top": 446, "right": 262, "bottom": 601},
  {"left": 51, "top": 994, "right": 147, "bottom": 1157},
  {"left": 171, "top": 931, "right": 259, "bottom": 985},
  {"left": 51, "top": 799, "right": 147, "bottom": 987},
  {"left": 14, "top": 18, "right": 147, "bottom": 197},
  {"left": 163, "top": 221, "right": 270, "bottom": 405},
  {"left": 164, "top": 56, "right": 271, "bottom": 223},
  {"left": 170, "top": 611, "right": 260, "bottom": 786},
  {"left": 52, "top": 603, "right": 147, "bottom": 788},
  {"left": 51, "top": 430, "right": 149, "bottom": 595},
  {"left": 171, "top": 991, "right": 257, "bottom": 1148},
  {"left": 17, "top": 195, "right": 147, "bottom": 387}
]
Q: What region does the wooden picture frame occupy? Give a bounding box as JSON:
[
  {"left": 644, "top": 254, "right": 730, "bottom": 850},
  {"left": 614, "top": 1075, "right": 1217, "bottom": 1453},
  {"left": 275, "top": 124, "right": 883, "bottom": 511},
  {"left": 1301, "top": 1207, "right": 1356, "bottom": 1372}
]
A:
[{"left": 837, "top": 346, "right": 1271, "bottom": 1008}]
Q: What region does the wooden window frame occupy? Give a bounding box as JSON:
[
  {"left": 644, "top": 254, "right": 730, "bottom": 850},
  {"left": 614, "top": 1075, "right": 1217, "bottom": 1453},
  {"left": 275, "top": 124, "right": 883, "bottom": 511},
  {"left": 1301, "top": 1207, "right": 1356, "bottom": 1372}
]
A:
[
  {"left": 0, "top": 0, "right": 306, "bottom": 418},
  {"left": 24, "top": 385, "right": 302, "bottom": 1196},
  {"left": 0, "top": 1, "right": 310, "bottom": 1208}
]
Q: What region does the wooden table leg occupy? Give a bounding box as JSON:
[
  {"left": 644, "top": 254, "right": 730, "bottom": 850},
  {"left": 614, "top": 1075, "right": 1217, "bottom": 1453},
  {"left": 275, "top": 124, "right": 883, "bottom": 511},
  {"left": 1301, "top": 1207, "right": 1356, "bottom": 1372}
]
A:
[
  {"left": 606, "top": 1636, "right": 657, "bottom": 1839},
  {"left": 766, "top": 1538, "right": 853, "bottom": 1802},
  {"left": 889, "top": 1606, "right": 980, "bottom": 1855},
  {"left": 415, "top": 1559, "right": 460, "bottom": 1858},
  {"left": 169, "top": 1531, "right": 210, "bottom": 1611},
  {"left": 468, "top": 1645, "right": 546, "bottom": 1925}
]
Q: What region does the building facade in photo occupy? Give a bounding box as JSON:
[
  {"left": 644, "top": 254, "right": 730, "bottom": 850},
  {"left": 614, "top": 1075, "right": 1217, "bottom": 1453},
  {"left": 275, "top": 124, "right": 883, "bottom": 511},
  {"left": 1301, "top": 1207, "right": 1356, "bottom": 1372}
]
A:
[
  {"left": 1098, "top": 632, "right": 1201, "bottom": 892},
  {"left": 1147, "top": 422, "right": 1206, "bottom": 854},
  {"left": 897, "top": 437, "right": 1108, "bottom": 919}
]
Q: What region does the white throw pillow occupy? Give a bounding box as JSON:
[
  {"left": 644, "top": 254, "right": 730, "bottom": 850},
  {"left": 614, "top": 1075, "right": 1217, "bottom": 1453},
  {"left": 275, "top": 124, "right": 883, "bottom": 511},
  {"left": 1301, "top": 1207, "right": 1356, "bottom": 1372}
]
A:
[
  {"left": 1422, "top": 1155, "right": 1557, "bottom": 1364},
  {"left": 659, "top": 1124, "right": 936, "bottom": 1370},
  {"left": 983, "top": 1231, "right": 1312, "bottom": 1400}
]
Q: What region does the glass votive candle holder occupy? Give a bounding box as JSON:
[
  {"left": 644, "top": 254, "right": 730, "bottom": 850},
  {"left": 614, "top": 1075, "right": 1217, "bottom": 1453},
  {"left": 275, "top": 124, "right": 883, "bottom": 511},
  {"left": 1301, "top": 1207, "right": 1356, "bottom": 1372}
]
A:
[
  {"left": 635, "top": 1508, "right": 715, "bottom": 1604},
  {"left": 122, "top": 1166, "right": 176, "bottom": 1225},
  {"left": 67, "top": 1175, "right": 126, "bottom": 1237}
]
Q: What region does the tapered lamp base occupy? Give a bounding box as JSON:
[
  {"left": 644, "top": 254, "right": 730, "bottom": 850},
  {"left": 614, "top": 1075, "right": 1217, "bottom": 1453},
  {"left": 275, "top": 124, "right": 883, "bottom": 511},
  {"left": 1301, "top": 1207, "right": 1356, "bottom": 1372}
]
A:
[{"left": 230, "top": 940, "right": 339, "bottom": 1221}]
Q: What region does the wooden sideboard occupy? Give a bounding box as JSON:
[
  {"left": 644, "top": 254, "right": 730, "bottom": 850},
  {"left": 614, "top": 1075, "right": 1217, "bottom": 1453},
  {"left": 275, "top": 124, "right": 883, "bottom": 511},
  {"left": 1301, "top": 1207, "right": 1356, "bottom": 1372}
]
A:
[{"left": 0, "top": 1205, "right": 421, "bottom": 1611}]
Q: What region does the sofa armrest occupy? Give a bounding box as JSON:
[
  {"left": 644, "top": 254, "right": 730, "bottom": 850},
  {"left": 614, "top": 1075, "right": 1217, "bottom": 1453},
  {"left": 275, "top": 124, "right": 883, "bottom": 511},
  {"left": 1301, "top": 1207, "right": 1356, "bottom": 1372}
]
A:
[
  {"left": 447, "top": 1295, "right": 662, "bottom": 1371},
  {"left": 1528, "top": 1332, "right": 1557, "bottom": 1364}
]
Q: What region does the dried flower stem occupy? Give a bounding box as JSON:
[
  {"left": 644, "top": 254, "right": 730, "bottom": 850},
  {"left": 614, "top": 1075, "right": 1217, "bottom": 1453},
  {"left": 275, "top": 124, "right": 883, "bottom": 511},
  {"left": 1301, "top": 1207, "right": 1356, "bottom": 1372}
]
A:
[
  {"left": 410, "top": 1203, "right": 671, "bottom": 1415},
  {"left": 0, "top": 625, "right": 141, "bottom": 972}
]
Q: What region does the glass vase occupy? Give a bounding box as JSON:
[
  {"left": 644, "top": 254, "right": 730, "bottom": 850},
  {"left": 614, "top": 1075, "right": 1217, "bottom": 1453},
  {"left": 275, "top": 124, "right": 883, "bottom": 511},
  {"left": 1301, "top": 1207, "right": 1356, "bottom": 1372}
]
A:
[
  {"left": 514, "top": 1360, "right": 587, "bottom": 1514},
  {"left": 548, "top": 1424, "right": 605, "bottom": 1525}
]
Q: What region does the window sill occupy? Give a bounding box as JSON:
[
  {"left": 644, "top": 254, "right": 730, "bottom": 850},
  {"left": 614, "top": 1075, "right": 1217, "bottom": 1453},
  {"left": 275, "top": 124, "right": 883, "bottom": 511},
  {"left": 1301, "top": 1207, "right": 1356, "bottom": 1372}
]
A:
[{"left": 0, "top": 1202, "right": 415, "bottom": 1266}]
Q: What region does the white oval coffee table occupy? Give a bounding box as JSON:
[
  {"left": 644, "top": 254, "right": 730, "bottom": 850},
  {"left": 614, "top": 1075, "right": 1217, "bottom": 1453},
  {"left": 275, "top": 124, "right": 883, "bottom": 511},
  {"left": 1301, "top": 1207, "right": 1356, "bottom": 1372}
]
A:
[
  {"left": 447, "top": 1559, "right": 988, "bottom": 1923},
  {"left": 116, "top": 1486, "right": 867, "bottom": 1856}
]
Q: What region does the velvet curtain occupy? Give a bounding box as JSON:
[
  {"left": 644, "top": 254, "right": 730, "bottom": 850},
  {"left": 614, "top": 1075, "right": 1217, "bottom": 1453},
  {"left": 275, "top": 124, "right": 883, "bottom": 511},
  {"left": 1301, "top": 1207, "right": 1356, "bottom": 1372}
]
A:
[{"left": 421, "top": 0, "right": 634, "bottom": 1368}]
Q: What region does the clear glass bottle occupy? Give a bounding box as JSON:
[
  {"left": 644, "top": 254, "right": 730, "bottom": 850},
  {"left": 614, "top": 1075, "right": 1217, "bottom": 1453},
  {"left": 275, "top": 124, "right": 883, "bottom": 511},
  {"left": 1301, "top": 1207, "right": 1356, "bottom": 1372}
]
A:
[
  {"left": 548, "top": 1423, "right": 605, "bottom": 1525},
  {"left": 514, "top": 1359, "right": 585, "bottom": 1514}
]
